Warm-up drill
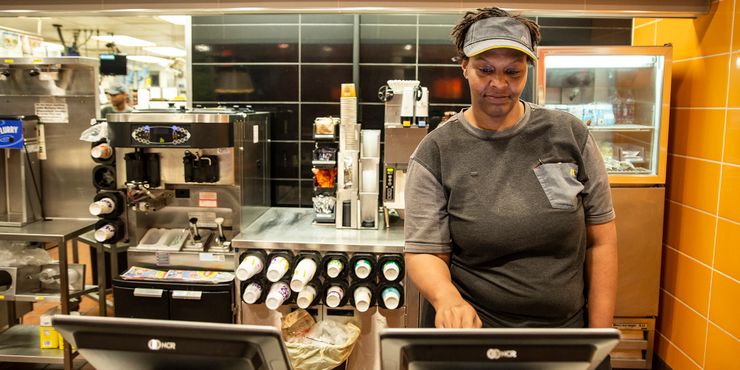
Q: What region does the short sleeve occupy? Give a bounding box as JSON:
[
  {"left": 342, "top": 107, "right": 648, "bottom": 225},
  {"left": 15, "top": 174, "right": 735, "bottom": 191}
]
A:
[
  {"left": 581, "top": 134, "right": 616, "bottom": 224},
  {"left": 403, "top": 158, "right": 452, "bottom": 254}
]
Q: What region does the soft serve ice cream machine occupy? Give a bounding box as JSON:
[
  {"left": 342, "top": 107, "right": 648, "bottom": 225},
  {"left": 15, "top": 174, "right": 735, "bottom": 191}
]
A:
[{"left": 95, "top": 109, "right": 270, "bottom": 267}]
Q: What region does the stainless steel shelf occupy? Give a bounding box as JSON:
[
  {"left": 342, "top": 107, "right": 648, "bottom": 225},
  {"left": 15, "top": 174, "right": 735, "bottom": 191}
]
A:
[
  {"left": 232, "top": 207, "right": 404, "bottom": 253},
  {"left": 12, "top": 285, "right": 99, "bottom": 302},
  {"left": 0, "top": 325, "right": 74, "bottom": 364}
]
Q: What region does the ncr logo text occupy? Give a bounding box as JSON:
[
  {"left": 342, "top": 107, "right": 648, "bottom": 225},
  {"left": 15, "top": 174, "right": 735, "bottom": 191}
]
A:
[{"left": 148, "top": 339, "right": 177, "bottom": 351}]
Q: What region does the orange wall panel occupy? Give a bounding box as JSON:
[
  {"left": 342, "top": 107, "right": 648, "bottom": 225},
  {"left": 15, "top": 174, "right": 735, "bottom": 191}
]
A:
[
  {"left": 658, "top": 291, "right": 708, "bottom": 365},
  {"left": 725, "top": 110, "right": 740, "bottom": 165},
  {"left": 667, "top": 155, "right": 721, "bottom": 213},
  {"left": 671, "top": 55, "right": 730, "bottom": 108},
  {"left": 656, "top": 0, "right": 732, "bottom": 60},
  {"left": 664, "top": 201, "right": 716, "bottom": 264},
  {"left": 715, "top": 218, "right": 740, "bottom": 280},
  {"left": 708, "top": 272, "right": 740, "bottom": 338},
  {"left": 633, "top": 22, "right": 656, "bottom": 46},
  {"left": 656, "top": 334, "right": 703, "bottom": 370},
  {"left": 669, "top": 108, "right": 725, "bottom": 161},
  {"left": 704, "top": 323, "right": 740, "bottom": 370},
  {"left": 718, "top": 164, "right": 740, "bottom": 222},
  {"left": 661, "top": 248, "right": 711, "bottom": 315}
]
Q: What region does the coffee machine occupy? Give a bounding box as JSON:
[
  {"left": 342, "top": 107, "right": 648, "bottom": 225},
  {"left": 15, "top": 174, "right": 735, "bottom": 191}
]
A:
[{"left": 377, "top": 80, "right": 429, "bottom": 217}]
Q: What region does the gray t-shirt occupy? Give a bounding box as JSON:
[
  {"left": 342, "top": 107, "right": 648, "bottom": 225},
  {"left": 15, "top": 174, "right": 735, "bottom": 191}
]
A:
[{"left": 404, "top": 101, "right": 615, "bottom": 328}]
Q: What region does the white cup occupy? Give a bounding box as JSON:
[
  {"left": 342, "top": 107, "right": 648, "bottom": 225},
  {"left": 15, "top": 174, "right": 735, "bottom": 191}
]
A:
[
  {"left": 94, "top": 223, "right": 116, "bottom": 242},
  {"left": 266, "top": 256, "right": 290, "bottom": 282},
  {"left": 361, "top": 130, "right": 380, "bottom": 158},
  {"left": 361, "top": 168, "right": 377, "bottom": 192},
  {"left": 236, "top": 255, "right": 264, "bottom": 281},
  {"left": 91, "top": 143, "right": 113, "bottom": 160},
  {"left": 296, "top": 285, "right": 317, "bottom": 309},
  {"left": 290, "top": 258, "right": 317, "bottom": 292},
  {"left": 325, "top": 285, "right": 344, "bottom": 308},
  {"left": 89, "top": 197, "right": 115, "bottom": 216},
  {"left": 242, "top": 281, "right": 263, "bottom": 304},
  {"left": 353, "top": 286, "right": 372, "bottom": 312},
  {"left": 354, "top": 259, "right": 373, "bottom": 279},
  {"left": 382, "top": 260, "right": 401, "bottom": 281},
  {"left": 265, "top": 281, "right": 290, "bottom": 310},
  {"left": 326, "top": 258, "right": 344, "bottom": 278},
  {"left": 381, "top": 287, "right": 401, "bottom": 310}
]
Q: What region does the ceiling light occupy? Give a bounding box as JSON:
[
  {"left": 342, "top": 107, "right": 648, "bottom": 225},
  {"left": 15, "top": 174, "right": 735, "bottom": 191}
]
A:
[
  {"left": 127, "top": 55, "right": 171, "bottom": 66},
  {"left": 194, "top": 44, "right": 210, "bottom": 52},
  {"left": 92, "top": 35, "right": 155, "bottom": 47},
  {"left": 144, "top": 47, "right": 186, "bottom": 57},
  {"left": 544, "top": 55, "right": 659, "bottom": 69},
  {"left": 157, "top": 15, "right": 189, "bottom": 26}
]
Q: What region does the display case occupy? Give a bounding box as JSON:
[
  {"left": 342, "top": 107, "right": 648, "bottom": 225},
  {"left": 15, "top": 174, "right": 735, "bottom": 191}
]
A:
[{"left": 537, "top": 46, "right": 672, "bottom": 185}]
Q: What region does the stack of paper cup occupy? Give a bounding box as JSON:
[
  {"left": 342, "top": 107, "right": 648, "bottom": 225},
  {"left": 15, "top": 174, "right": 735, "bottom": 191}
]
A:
[
  {"left": 361, "top": 130, "right": 380, "bottom": 158},
  {"left": 236, "top": 254, "right": 264, "bottom": 281},
  {"left": 353, "top": 286, "right": 373, "bottom": 312},
  {"left": 354, "top": 258, "right": 373, "bottom": 279},
  {"left": 325, "top": 285, "right": 344, "bottom": 308},
  {"left": 94, "top": 223, "right": 117, "bottom": 242},
  {"left": 326, "top": 258, "right": 344, "bottom": 278},
  {"left": 361, "top": 167, "right": 377, "bottom": 192},
  {"left": 340, "top": 83, "right": 357, "bottom": 125},
  {"left": 89, "top": 197, "right": 115, "bottom": 216},
  {"left": 290, "top": 258, "right": 317, "bottom": 292},
  {"left": 296, "top": 285, "right": 317, "bottom": 309},
  {"left": 381, "top": 286, "right": 401, "bottom": 309},
  {"left": 266, "top": 256, "right": 290, "bottom": 282},
  {"left": 242, "top": 281, "right": 264, "bottom": 304},
  {"left": 265, "top": 281, "right": 290, "bottom": 310},
  {"left": 382, "top": 260, "right": 401, "bottom": 281}
]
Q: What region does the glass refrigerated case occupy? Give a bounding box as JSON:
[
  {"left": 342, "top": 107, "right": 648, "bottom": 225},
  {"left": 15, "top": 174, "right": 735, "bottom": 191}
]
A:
[
  {"left": 537, "top": 46, "right": 672, "bottom": 369},
  {"left": 536, "top": 46, "right": 672, "bottom": 185}
]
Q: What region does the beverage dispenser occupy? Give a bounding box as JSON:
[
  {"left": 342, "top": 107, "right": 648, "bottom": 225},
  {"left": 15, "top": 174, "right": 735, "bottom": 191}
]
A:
[
  {"left": 376, "top": 80, "right": 429, "bottom": 217},
  {"left": 0, "top": 115, "right": 42, "bottom": 226}
]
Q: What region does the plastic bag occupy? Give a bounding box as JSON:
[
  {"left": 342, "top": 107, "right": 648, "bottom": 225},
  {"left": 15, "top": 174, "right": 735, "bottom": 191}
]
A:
[
  {"left": 346, "top": 310, "right": 387, "bottom": 370},
  {"left": 79, "top": 121, "right": 109, "bottom": 142},
  {"left": 285, "top": 319, "right": 361, "bottom": 370},
  {"left": 0, "top": 241, "right": 52, "bottom": 266}
]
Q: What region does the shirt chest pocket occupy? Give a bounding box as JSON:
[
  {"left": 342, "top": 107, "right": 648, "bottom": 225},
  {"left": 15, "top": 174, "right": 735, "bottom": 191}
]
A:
[{"left": 533, "top": 163, "right": 584, "bottom": 210}]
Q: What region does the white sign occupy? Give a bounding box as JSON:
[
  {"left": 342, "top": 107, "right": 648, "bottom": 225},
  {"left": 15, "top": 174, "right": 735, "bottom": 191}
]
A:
[{"left": 34, "top": 102, "right": 69, "bottom": 123}]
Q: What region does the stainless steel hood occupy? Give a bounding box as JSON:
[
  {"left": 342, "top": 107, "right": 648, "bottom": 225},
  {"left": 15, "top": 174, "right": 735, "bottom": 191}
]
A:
[{"left": 0, "top": 0, "right": 710, "bottom": 18}]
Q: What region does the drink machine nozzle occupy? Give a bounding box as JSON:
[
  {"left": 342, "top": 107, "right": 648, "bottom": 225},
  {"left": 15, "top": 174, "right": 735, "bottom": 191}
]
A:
[
  {"left": 215, "top": 217, "right": 226, "bottom": 244},
  {"left": 189, "top": 217, "right": 201, "bottom": 241}
]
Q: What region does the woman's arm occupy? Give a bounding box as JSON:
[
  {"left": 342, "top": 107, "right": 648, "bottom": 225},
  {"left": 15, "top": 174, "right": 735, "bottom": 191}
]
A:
[
  {"left": 585, "top": 220, "right": 618, "bottom": 328},
  {"left": 405, "top": 252, "right": 482, "bottom": 328}
]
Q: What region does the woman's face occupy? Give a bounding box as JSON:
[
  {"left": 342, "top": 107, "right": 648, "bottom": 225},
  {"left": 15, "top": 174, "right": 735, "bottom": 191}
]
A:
[{"left": 462, "top": 48, "right": 528, "bottom": 121}]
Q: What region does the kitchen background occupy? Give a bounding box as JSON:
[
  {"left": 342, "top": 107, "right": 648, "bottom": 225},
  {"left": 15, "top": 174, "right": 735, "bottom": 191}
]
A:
[{"left": 190, "top": 14, "right": 631, "bottom": 206}]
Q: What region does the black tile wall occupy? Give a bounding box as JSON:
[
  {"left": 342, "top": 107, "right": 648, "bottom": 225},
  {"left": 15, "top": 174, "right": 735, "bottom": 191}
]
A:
[{"left": 192, "top": 14, "right": 632, "bottom": 207}]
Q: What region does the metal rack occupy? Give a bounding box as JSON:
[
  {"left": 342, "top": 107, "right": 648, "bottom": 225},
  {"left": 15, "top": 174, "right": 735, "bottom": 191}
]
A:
[{"left": 0, "top": 219, "right": 94, "bottom": 370}]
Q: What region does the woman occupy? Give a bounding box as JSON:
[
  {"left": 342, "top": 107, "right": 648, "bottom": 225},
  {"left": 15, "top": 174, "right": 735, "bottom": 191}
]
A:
[{"left": 404, "top": 6, "right": 617, "bottom": 341}]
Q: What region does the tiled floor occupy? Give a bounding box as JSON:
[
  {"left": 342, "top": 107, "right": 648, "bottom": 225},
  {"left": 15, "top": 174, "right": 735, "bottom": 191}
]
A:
[{"left": 3, "top": 242, "right": 110, "bottom": 370}]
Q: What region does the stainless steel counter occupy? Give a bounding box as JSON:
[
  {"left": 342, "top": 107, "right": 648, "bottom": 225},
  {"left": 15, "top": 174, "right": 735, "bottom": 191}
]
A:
[
  {"left": 232, "top": 207, "right": 404, "bottom": 253},
  {"left": 0, "top": 219, "right": 94, "bottom": 243}
]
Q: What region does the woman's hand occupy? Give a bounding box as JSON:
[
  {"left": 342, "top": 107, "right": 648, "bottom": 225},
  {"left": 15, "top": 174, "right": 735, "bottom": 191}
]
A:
[
  {"left": 435, "top": 298, "right": 483, "bottom": 328},
  {"left": 406, "top": 252, "right": 483, "bottom": 329}
]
